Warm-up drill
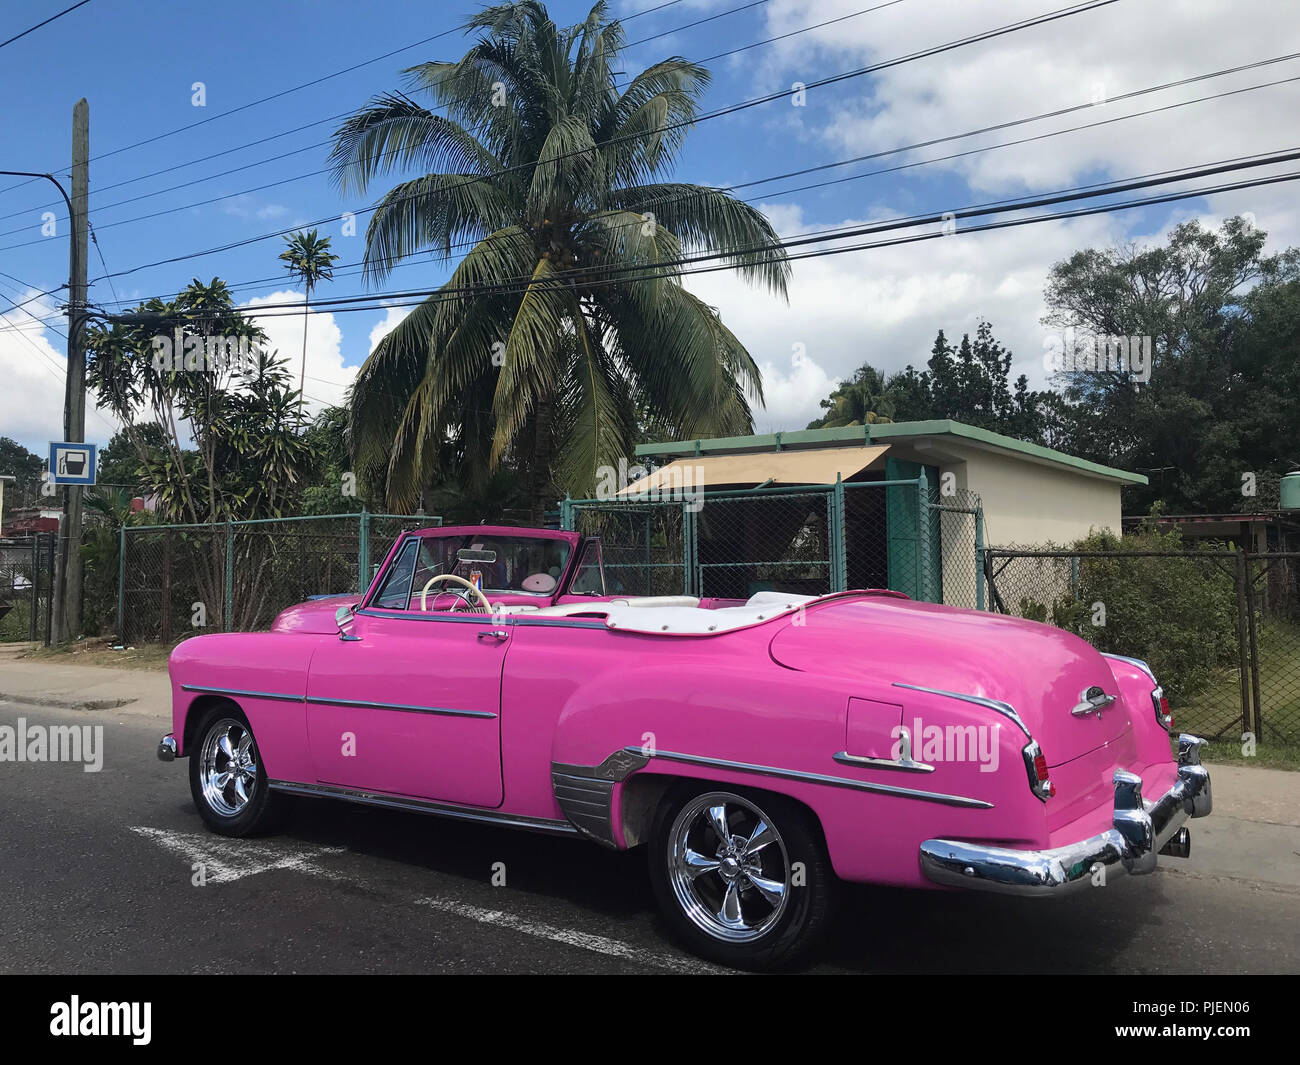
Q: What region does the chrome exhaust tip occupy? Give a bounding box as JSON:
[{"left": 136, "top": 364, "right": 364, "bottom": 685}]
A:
[{"left": 1159, "top": 826, "right": 1191, "bottom": 859}]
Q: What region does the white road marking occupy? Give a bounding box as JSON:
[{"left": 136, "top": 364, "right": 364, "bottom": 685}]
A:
[
  {"left": 129, "top": 824, "right": 731, "bottom": 973},
  {"left": 414, "top": 896, "right": 733, "bottom": 975},
  {"left": 128, "top": 826, "right": 347, "bottom": 884}
]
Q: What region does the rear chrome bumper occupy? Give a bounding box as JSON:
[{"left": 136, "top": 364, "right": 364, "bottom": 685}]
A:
[
  {"left": 157, "top": 734, "right": 178, "bottom": 762},
  {"left": 919, "top": 734, "right": 1212, "bottom": 896}
]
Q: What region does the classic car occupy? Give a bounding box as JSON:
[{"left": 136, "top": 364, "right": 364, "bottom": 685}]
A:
[{"left": 158, "top": 523, "right": 1212, "bottom": 968}]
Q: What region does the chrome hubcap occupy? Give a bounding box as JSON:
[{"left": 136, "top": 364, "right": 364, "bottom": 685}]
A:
[
  {"left": 199, "top": 718, "right": 258, "bottom": 817},
  {"left": 667, "top": 792, "right": 790, "bottom": 942}
]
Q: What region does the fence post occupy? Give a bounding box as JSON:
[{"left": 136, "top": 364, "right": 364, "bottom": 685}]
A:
[
  {"left": 975, "top": 507, "right": 985, "bottom": 611},
  {"left": 44, "top": 531, "right": 54, "bottom": 646},
  {"left": 1242, "top": 552, "right": 1263, "bottom": 741},
  {"left": 358, "top": 507, "right": 370, "bottom": 593},
  {"left": 832, "top": 476, "right": 846, "bottom": 592},
  {"left": 224, "top": 520, "right": 234, "bottom": 633},
  {"left": 1233, "top": 548, "right": 1253, "bottom": 741},
  {"left": 916, "top": 469, "right": 932, "bottom": 602},
  {"left": 30, "top": 533, "right": 39, "bottom": 642},
  {"left": 116, "top": 525, "right": 126, "bottom": 641},
  {"left": 683, "top": 501, "right": 696, "bottom": 596},
  {"left": 560, "top": 494, "right": 573, "bottom": 531}
]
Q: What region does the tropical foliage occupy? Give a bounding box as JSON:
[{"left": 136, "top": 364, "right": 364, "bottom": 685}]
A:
[
  {"left": 85, "top": 278, "right": 319, "bottom": 524},
  {"left": 278, "top": 229, "right": 340, "bottom": 419},
  {"left": 330, "top": 0, "right": 787, "bottom": 517}
]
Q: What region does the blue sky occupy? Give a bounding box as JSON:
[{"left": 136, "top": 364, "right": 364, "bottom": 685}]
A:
[{"left": 2, "top": 0, "right": 1298, "bottom": 453}]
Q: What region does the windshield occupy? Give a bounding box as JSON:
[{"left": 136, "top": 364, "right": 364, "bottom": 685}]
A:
[{"left": 408, "top": 534, "right": 571, "bottom": 599}]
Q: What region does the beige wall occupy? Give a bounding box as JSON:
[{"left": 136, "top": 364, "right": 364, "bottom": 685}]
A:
[
  {"left": 926, "top": 443, "right": 1124, "bottom": 547},
  {"left": 886, "top": 440, "right": 1128, "bottom": 608}
]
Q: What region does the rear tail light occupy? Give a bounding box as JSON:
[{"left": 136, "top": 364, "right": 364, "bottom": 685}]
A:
[
  {"left": 1022, "top": 741, "right": 1055, "bottom": 801},
  {"left": 1151, "top": 685, "right": 1174, "bottom": 730}
]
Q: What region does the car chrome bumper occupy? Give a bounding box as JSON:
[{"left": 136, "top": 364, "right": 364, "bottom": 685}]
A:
[
  {"left": 919, "top": 734, "right": 1212, "bottom": 896},
  {"left": 157, "top": 734, "right": 178, "bottom": 762}
]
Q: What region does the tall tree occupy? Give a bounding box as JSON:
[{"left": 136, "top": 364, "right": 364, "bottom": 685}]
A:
[
  {"left": 1042, "top": 217, "right": 1300, "bottom": 511},
  {"left": 330, "top": 0, "right": 787, "bottom": 519},
  {"left": 278, "top": 229, "right": 340, "bottom": 420},
  {"left": 808, "top": 322, "right": 1054, "bottom": 443},
  {"left": 0, "top": 437, "right": 43, "bottom": 524}
]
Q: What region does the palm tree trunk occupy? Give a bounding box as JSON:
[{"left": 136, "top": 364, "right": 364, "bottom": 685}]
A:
[
  {"left": 531, "top": 395, "right": 554, "bottom": 526},
  {"left": 297, "top": 288, "right": 310, "bottom": 422}
]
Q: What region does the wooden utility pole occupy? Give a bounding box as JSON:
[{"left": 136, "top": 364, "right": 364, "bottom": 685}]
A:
[{"left": 52, "top": 98, "right": 89, "bottom": 643}]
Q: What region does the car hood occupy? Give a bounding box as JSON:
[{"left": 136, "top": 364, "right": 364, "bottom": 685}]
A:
[
  {"left": 771, "top": 594, "right": 1134, "bottom": 767},
  {"left": 271, "top": 594, "right": 360, "bottom": 634}
]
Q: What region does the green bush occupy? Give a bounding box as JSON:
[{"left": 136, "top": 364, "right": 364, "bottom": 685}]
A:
[{"left": 1058, "top": 526, "right": 1238, "bottom": 704}]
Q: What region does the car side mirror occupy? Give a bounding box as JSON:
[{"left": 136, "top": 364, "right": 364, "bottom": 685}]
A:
[{"left": 335, "top": 604, "right": 361, "bottom": 642}]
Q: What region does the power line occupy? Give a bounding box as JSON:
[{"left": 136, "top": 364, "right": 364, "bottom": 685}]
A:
[
  {"left": 87, "top": 64, "right": 1300, "bottom": 312},
  {"left": 0, "top": 0, "right": 687, "bottom": 201},
  {"left": 78, "top": 150, "right": 1297, "bottom": 325},
  {"left": 0, "top": 0, "right": 92, "bottom": 51},
  {"left": 0, "top": 0, "right": 907, "bottom": 230},
  {"left": 74, "top": 0, "right": 1121, "bottom": 288}
]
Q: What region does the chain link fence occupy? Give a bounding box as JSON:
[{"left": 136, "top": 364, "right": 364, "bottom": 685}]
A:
[
  {"left": 119, "top": 512, "right": 435, "bottom": 644},
  {"left": 563, "top": 478, "right": 983, "bottom": 605},
  {"left": 985, "top": 547, "right": 1300, "bottom": 744},
  {"left": 1244, "top": 552, "right": 1300, "bottom": 745},
  {"left": 564, "top": 500, "right": 688, "bottom": 596},
  {"left": 0, "top": 533, "right": 54, "bottom": 643}
]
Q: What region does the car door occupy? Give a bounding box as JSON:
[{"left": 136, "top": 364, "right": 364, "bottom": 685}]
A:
[{"left": 305, "top": 553, "right": 506, "bottom": 807}]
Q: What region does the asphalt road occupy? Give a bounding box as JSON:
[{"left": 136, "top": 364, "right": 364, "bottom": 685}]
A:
[{"left": 1, "top": 695, "right": 1297, "bottom": 974}]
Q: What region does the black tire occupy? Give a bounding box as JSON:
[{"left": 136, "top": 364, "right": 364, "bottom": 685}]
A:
[
  {"left": 188, "top": 703, "right": 286, "bottom": 837},
  {"left": 648, "top": 784, "right": 836, "bottom": 970}
]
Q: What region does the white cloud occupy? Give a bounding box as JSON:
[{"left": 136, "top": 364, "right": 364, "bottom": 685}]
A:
[
  {"left": 0, "top": 290, "right": 118, "bottom": 453},
  {"left": 676, "top": 0, "right": 1300, "bottom": 430},
  {"left": 242, "top": 290, "right": 354, "bottom": 416},
  {"left": 368, "top": 305, "right": 414, "bottom": 353}
]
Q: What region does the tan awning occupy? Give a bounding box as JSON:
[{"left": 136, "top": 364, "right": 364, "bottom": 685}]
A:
[{"left": 618, "top": 444, "right": 891, "bottom": 496}]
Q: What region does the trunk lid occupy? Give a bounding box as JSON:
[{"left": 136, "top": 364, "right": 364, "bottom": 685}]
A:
[{"left": 770, "top": 594, "right": 1133, "bottom": 767}]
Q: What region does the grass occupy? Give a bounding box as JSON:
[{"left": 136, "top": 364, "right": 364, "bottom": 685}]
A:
[
  {"left": 19, "top": 636, "right": 176, "bottom": 671},
  {"left": 1169, "top": 617, "right": 1300, "bottom": 770}
]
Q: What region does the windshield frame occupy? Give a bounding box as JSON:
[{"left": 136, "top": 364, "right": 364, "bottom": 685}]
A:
[{"left": 361, "top": 527, "right": 583, "bottom": 610}]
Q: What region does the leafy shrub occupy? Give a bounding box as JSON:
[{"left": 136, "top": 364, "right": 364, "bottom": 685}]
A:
[{"left": 1058, "top": 525, "right": 1238, "bottom": 704}]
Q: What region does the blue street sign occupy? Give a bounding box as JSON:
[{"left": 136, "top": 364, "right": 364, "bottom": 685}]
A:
[{"left": 49, "top": 441, "right": 97, "bottom": 486}]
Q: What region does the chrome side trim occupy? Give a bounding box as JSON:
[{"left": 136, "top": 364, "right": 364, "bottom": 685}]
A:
[
  {"left": 304, "top": 696, "right": 496, "bottom": 719},
  {"left": 893, "top": 682, "right": 1031, "bottom": 738},
  {"left": 551, "top": 750, "right": 651, "bottom": 847},
  {"left": 181, "top": 683, "right": 303, "bottom": 704},
  {"left": 626, "top": 747, "right": 992, "bottom": 809},
  {"left": 832, "top": 751, "right": 935, "bottom": 773},
  {"left": 266, "top": 779, "right": 579, "bottom": 836},
  {"left": 919, "top": 733, "right": 1212, "bottom": 895},
  {"left": 1102, "top": 652, "right": 1157, "bottom": 683}
]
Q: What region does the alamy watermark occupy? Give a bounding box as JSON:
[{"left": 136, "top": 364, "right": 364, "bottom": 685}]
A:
[
  {"left": 0, "top": 718, "right": 104, "bottom": 772},
  {"left": 594, "top": 457, "right": 704, "bottom": 513},
  {"left": 150, "top": 330, "right": 268, "bottom": 375},
  {"left": 1042, "top": 329, "right": 1153, "bottom": 383}
]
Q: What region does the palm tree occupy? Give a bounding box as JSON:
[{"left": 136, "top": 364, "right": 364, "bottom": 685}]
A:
[
  {"left": 330, "top": 0, "right": 788, "bottom": 518},
  {"left": 278, "top": 229, "right": 340, "bottom": 420}
]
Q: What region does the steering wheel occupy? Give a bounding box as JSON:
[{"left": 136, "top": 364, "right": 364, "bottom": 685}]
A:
[{"left": 419, "top": 572, "right": 492, "bottom": 613}]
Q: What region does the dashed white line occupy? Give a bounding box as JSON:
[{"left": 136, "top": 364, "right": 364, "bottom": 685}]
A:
[
  {"left": 129, "top": 825, "right": 729, "bottom": 973},
  {"left": 414, "top": 896, "right": 732, "bottom": 975}
]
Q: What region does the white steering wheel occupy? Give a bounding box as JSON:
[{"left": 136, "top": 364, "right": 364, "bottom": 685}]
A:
[{"left": 419, "top": 572, "right": 492, "bottom": 613}]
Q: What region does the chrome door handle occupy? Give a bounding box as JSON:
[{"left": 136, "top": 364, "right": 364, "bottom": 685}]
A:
[{"left": 477, "top": 630, "right": 508, "bottom": 640}]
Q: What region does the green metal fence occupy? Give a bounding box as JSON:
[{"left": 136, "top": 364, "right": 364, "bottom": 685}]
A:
[
  {"left": 561, "top": 478, "right": 984, "bottom": 606},
  {"left": 117, "top": 511, "right": 437, "bottom": 643}
]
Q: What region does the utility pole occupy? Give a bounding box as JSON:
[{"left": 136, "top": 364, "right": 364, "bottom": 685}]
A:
[{"left": 51, "top": 98, "right": 89, "bottom": 644}]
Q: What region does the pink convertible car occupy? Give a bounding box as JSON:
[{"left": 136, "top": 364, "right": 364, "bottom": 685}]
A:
[{"left": 158, "top": 524, "right": 1212, "bottom": 968}]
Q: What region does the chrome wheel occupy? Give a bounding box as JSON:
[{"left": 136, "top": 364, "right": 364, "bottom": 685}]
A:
[
  {"left": 666, "top": 791, "right": 791, "bottom": 943},
  {"left": 198, "top": 718, "right": 259, "bottom": 817}
]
